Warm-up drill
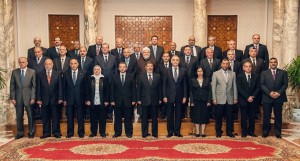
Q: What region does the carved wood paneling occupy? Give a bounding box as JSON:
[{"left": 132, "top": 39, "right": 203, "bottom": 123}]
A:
[
  {"left": 48, "top": 15, "right": 80, "bottom": 50},
  {"left": 115, "top": 16, "right": 172, "bottom": 51},
  {"left": 207, "top": 15, "right": 237, "bottom": 51}
]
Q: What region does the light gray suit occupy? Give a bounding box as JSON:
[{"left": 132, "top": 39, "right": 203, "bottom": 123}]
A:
[
  {"left": 211, "top": 69, "right": 237, "bottom": 136},
  {"left": 10, "top": 68, "right": 36, "bottom": 135}
]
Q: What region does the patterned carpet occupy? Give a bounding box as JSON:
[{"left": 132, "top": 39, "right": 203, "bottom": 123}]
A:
[{"left": 0, "top": 136, "right": 299, "bottom": 161}]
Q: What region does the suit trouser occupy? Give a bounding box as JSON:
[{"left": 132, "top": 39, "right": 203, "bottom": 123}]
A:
[
  {"left": 90, "top": 105, "right": 106, "bottom": 135},
  {"left": 142, "top": 104, "right": 158, "bottom": 136},
  {"left": 41, "top": 104, "right": 60, "bottom": 136},
  {"left": 67, "top": 104, "right": 85, "bottom": 136},
  {"left": 240, "top": 102, "right": 256, "bottom": 135},
  {"left": 16, "top": 103, "right": 35, "bottom": 135},
  {"left": 167, "top": 100, "right": 182, "bottom": 134},
  {"left": 262, "top": 102, "right": 283, "bottom": 136},
  {"left": 114, "top": 102, "right": 133, "bottom": 135},
  {"left": 215, "top": 103, "right": 233, "bottom": 135},
  {"left": 33, "top": 103, "right": 42, "bottom": 119},
  {"left": 158, "top": 103, "right": 167, "bottom": 118}
]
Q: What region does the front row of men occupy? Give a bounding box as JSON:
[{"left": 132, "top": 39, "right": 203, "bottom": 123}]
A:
[{"left": 10, "top": 50, "right": 287, "bottom": 139}]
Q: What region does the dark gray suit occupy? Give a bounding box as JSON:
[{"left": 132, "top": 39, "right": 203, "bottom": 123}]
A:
[
  {"left": 244, "top": 44, "right": 269, "bottom": 70},
  {"left": 10, "top": 68, "right": 36, "bottom": 136},
  {"left": 149, "top": 45, "right": 164, "bottom": 63}
]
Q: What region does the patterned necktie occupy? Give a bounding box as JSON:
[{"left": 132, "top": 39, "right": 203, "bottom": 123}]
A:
[
  {"left": 186, "top": 56, "right": 190, "bottom": 65},
  {"left": 272, "top": 71, "right": 276, "bottom": 80},
  {"left": 72, "top": 71, "right": 76, "bottom": 85},
  {"left": 81, "top": 58, "right": 85, "bottom": 69},
  {"left": 165, "top": 63, "right": 168, "bottom": 68},
  {"left": 121, "top": 74, "right": 125, "bottom": 86},
  {"left": 125, "top": 59, "right": 129, "bottom": 67},
  {"left": 174, "top": 68, "right": 178, "bottom": 83},
  {"left": 209, "top": 59, "right": 213, "bottom": 69},
  {"left": 21, "top": 69, "right": 25, "bottom": 84},
  {"left": 136, "top": 53, "right": 140, "bottom": 60},
  {"left": 47, "top": 71, "right": 51, "bottom": 85},
  {"left": 247, "top": 74, "right": 251, "bottom": 87},
  {"left": 104, "top": 56, "right": 108, "bottom": 63},
  {"left": 148, "top": 74, "right": 153, "bottom": 85},
  {"left": 252, "top": 58, "right": 256, "bottom": 66},
  {"left": 37, "top": 57, "right": 40, "bottom": 64},
  {"left": 61, "top": 59, "right": 64, "bottom": 70},
  {"left": 153, "top": 46, "right": 157, "bottom": 58}
]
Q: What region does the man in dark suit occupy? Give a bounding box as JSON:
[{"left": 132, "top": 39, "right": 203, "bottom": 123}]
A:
[
  {"left": 27, "top": 37, "right": 47, "bottom": 60},
  {"left": 261, "top": 58, "right": 288, "bottom": 139},
  {"left": 110, "top": 62, "right": 136, "bottom": 138},
  {"left": 121, "top": 48, "right": 137, "bottom": 77},
  {"left": 63, "top": 59, "right": 87, "bottom": 138},
  {"left": 163, "top": 55, "right": 188, "bottom": 138},
  {"left": 137, "top": 47, "right": 157, "bottom": 76},
  {"left": 211, "top": 58, "right": 238, "bottom": 138},
  {"left": 156, "top": 52, "right": 171, "bottom": 119},
  {"left": 28, "top": 47, "right": 48, "bottom": 120},
  {"left": 200, "top": 36, "right": 223, "bottom": 61},
  {"left": 67, "top": 41, "right": 81, "bottom": 59},
  {"left": 53, "top": 45, "right": 71, "bottom": 73},
  {"left": 10, "top": 57, "right": 36, "bottom": 139},
  {"left": 180, "top": 45, "right": 198, "bottom": 118},
  {"left": 46, "top": 37, "right": 62, "bottom": 60},
  {"left": 242, "top": 47, "right": 263, "bottom": 76},
  {"left": 180, "top": 36, "right": 201, "bottom": 58},
  {"left": 110, "top": 38, "right": 125, "bottom": 65},
  {"left": 94, "top": 43, "right": 117, "bottom": 119},
  {"left": 148, "top": 35, "right": 164, "bottom": 63},
  {"left": 36, "top": 59, "right": 63, "bottom": 139},
  {"left": 133, "top": 43, "right": 142, "bottom": 61},
  {"left": 78, "top": 46, "right": 93, "bottom": 76},
  {"left": 137, "top": 62, "right": 162, "bottom": 138},
  {"left": 199, "top": 48, "right": 221, "bottom": 80},
  {"left": 244, "top": 34, "right": 269, "bottom": 70},
  {"left": 237, "top": 61, "right": 260, "bottom": 137},
  {"left": 168, "top": 42, "right": 181, "bottom": 58},
  {"left": 87, "top": 36, "right": 103, "bottom": 59},
  {"left": 222, "top": 40, "right": 244, "bottom": 62}
]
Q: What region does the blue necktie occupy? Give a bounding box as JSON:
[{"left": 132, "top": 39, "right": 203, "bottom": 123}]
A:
[
  {"left": 21, "top": 70, "right": 25, "bottom": 84},
  {"left": 72, "top": 71, "right": 76, "bottom": 85},
  {"left": 174, "top": 68, "right": 178, "bottom": 83}
]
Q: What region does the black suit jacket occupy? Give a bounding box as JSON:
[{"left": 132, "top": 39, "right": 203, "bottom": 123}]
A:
[
  {"left": 180, "top": 45, "right": 201, "bottom": 58},
  {"left": 242, "top": 58, "right": 264, "bottom": 76},
  {"left": 86, "top": 76, "right": 109, "bottom": 105},
  {"left": 229, "top": 60, "right": 242, "bottom": 75},
  {"left": 199, "top": 58, "right": 220, "bottom": 79},
  {"left": 189, "top": 78, "right": 212, "bottom": 104},
  {"left": 46, "top": 46, "right": 61, "bottom": 60},
  {"left": 27, "top": 47, "right": 47, "bottom": 60},
  {"left": 244, "top": 43, "right": 269, "bottom": 70},
  {"left": 87, "top": 44, "right": 102, "bottom": 59},
  {"left": 110, "top": 73, "right": 136, "bottom": 107},
  {"left": 222, "top": 49, "right": 244, "bottom": 62},
  {"left": 36, "top": 70, "right": 63, "bottom": 106},
  {"left": 110, "top": 48, "right": 124, "bottom": 65},
  {"left": 260, "top": 69, "right": 288, "bottom": 103},
  {"left": 63, "top": 69, "right": 87, "bottom": 105},
  {"left": 237, "top": 73, "right": 260, "bottom": 107},
  {"left": 168, "top": 50, "right": 182, "bottom": 58},
  {"left": 94, "top": 54, "right": 117, "bottom": 81},
  {"left": 157, "top": 61, "right": 171, "bottom": 78},
  {"left": 67, "top": 49, "right": 81, "bottom": 59},
  {"left": 163, "top": 67, "right": 187, "bottom": 103},
  {"left": 180, "top": 55, "right": 198, "bottom": 78},
  {"left": 149, "top": 45, "right": 164, "bottom": 63},
  {"left": 120, "top": 55, "right": 137, "bottom": 77},
  {"left": 200, "top": 46, "right": 223, "bottom": 61},
  {"left": 78, "top": 56, "right": 93, "bottom": 76},
  {"left": 53, "top": 57, "right": 71, "bottom": 73},
  {"left": 28, "top": 56, "right": 48, "bottom": 74},
  {"left": 137, "top": 73, "right": 162, "bottom": 106}
]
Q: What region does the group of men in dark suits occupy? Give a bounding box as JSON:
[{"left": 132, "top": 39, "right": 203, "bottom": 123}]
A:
[{"left": 10, "top": 33, "right": 287, "bottom": 139}]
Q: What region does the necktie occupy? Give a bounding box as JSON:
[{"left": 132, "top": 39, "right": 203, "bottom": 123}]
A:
[
  {"left": 165, "top": 63, "right": 168, "bottom": 68},
  {"left": 247, "top": 74, "right": 251, "bottom": 87},
  {"left": 72, "top": 71, "right": 76, "bottom": 85},
  {"left": 104, "top": 56, "right": 108, "bottom": 63},
  {"left": 37, "top": 57, "right": 40, "bottom": 64},
  {"left": 172, "top": 51, "right": 175, "bottom": 56},
  {"left": 272, "top": 71, "right": 276, "bottom": 80},
  {"left": 224, "top": 70, "right": 228, "bottom": 82},
  {"left": 174, "top": 68, "right": 178, "bottom": 83},
  {"left": 75, "top": 50, "right": 79, "bottom": 56},
  {"left": 230, "top": 61, "right": 233, "bottom": 70},
  {"left": 209, "top": 59, "right": 213, "bottom": 69},
  {"left": 186, "top": 56, "right": 190, "bottom": 64},
  {"left": 96, "top": 46, "right": 100, "bottom": 56},
  {"left": 61, "top": 59, "right": 65, "bottom": 70},
  {"left": 255, "top": 44, "right": 259, "bottom": 52},
  {"left": 252, "top": 58, "right": 256, "bottom": 66},
  {"left": 56, "top": 47, "right": 59, "bottom": 54},
  {"left": 125, "top": 59, "right": 129, "bottom": 67},
  {"left": 121, "top": 74, "right": 125, "bottom": 86},
  {"left": 47, "top": 71, "right": 51, "bottom": 85},
  {"left": 21, "top": 69, "right": 25, "bottom": 84},
  {"left": 81, "top": 58, "right": 85, "bottom": 69},
  {"left": 118, "top": 48, "right": 121, "bottom": 54},
  {"left": 148, "top": 74, "right": 153, "bottom": 85},
  {"left": 136, "top": 53, "right": 140, "bottom": 60},
  {"left": 153, "top": 46, "right": 157, "bottom": 58}
]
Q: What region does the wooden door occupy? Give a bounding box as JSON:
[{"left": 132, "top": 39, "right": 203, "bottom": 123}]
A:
[
  {"left": 115, "top": 16, "right": 172, "bottom": 51},
  {"left": 207, "top": 15, "right": 237, "bottom": 51},
  {"left": 48, "top": 15, "right": 79, "bottom": 50}
]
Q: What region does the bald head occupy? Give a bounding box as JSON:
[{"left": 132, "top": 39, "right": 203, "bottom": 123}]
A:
[{"left": 33, "top": 37, "right": 42, "bottom": 47}]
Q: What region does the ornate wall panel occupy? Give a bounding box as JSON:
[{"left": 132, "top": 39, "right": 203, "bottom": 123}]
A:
[
  {"left": 207, "top": 15, "right": 237, "bottom": 51},
  {"left": 48, "top": 15, "right": 80, "bottom": 50},
  {"left": 115, "top": 16, "right": 172, "bottom": 51}
]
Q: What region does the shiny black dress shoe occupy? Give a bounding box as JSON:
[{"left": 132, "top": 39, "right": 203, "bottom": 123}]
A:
[
  {"left": 28, "top": 134, "right": 34, "bottom": 138},
  {"left": 227, "top": 133, "right": 235, "bottom": 138},
  {"left": 248, "top": 133, "right": 258, "bottom": 137},
  {"left": 166, "top": 133, "right": 173, "bottom": 138},
  {"left": 152, "top": 135, "right": 158, "bottom": 138},
  {"left": 78, "top": 135, "right": 84, "bottom": 138},
  {"left": 126, "top": 134, "right": 132, "bottom": 138},
  {"left": 53, "top": 134, "right": 61, "bottom": 138},
  {"left": 194, "top": 134, "right": 200, "bottom": 137},
  {"left": 175, "top": 133, "right": 183, "bottom": 137},
  {"left": 66, "top": 135, "right": 73, "bottom": 138},
  {"left": 113, "top": 134, "right": 121, "bottom": 138},
  {"left": 216, "top": 134, "right": 222, "bottom": 138},
  {"left": 100, "top": 133, "right": 107, "bottom": 138},
  {"left": 40, "top": 135, "right": 50, "bottom": 139},
  {"left": 276, "top": 135, "right": 282, "bottom": 139},
  {"left": 89, "top": 133, "right": 96, "bottom": 138},
  {"left": 201, "top": 134, "right": 206, "bottom": 138},
  {"left": 15, "top": 135, "right": 24, "bottom": 139}
]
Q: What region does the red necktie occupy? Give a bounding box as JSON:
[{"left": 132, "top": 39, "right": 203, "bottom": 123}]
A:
[{"left": 47, "top": 71, "right": 51, "bottom": 84}]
